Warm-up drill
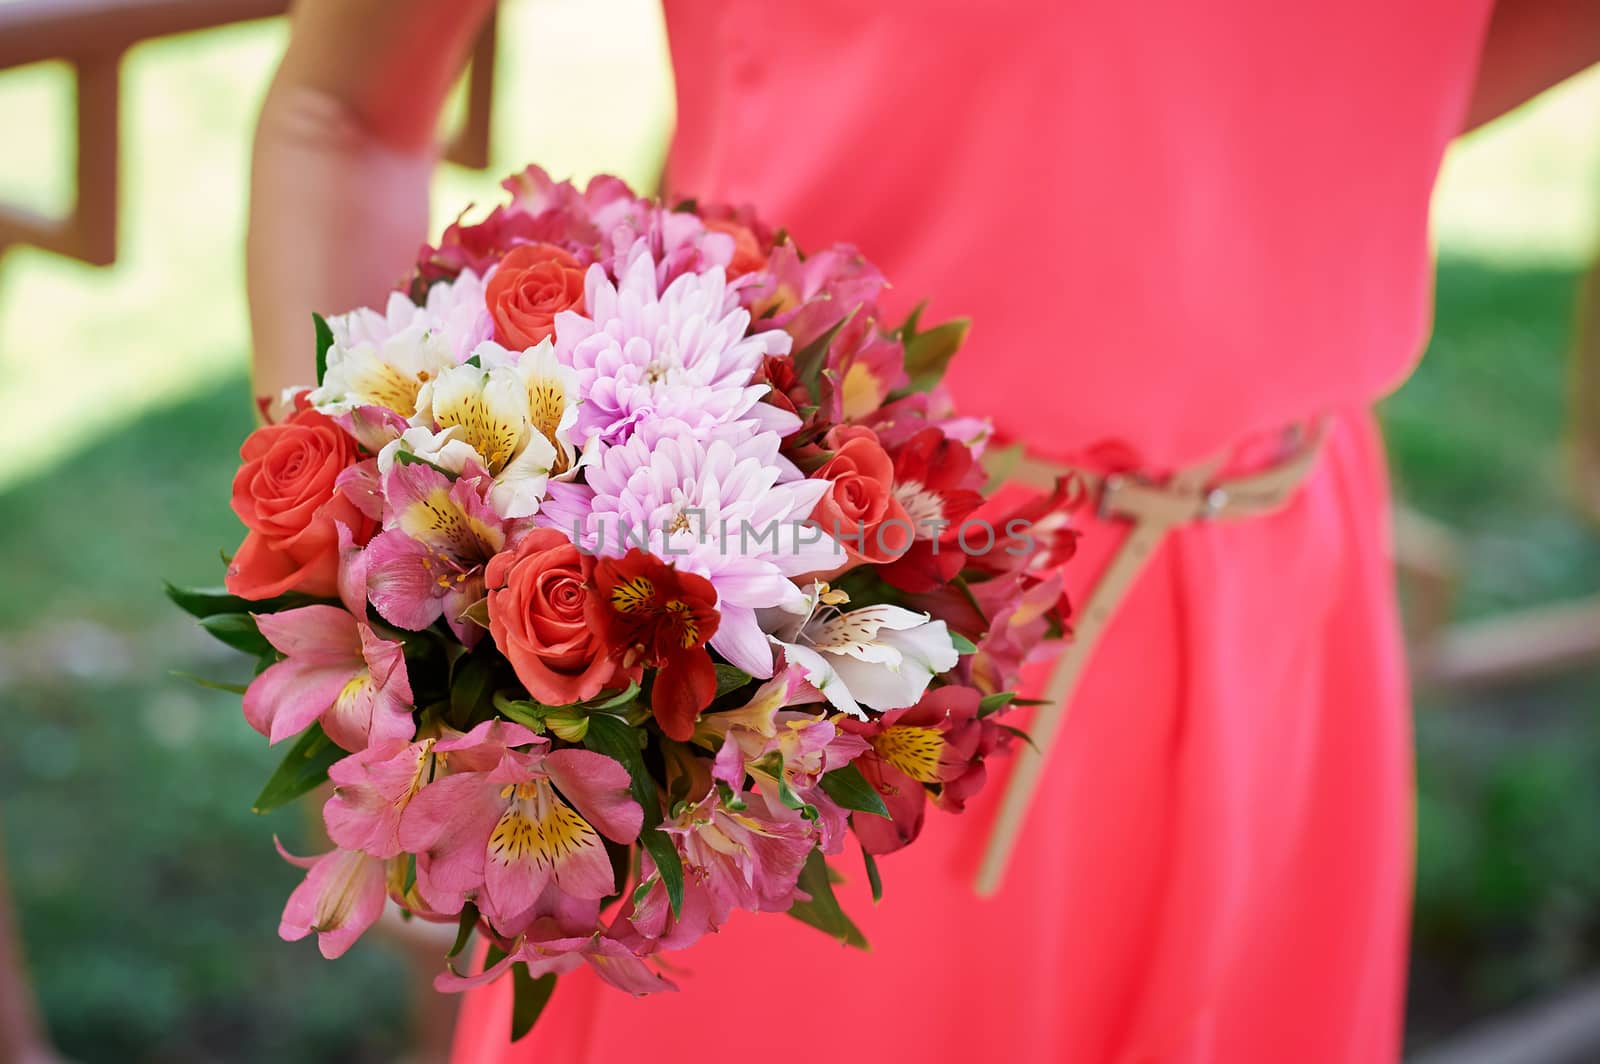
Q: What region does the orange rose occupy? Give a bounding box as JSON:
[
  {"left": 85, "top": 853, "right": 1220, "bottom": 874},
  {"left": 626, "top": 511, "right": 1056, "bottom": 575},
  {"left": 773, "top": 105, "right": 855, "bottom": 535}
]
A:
[
  {"left": 484, "top": 243, "right": 586, "bottom": 349},
  {"left": 810, "top": 426, "right": 915, "bottom": 566},
  {"left": 226, "top": 408, "right": 373, "bottom": 600},
  {"left": 703, "top": 219, "right": 768, "bottom": 278},
  {"left": 485, "top": 530, "right": 629, "bottom": 705}
]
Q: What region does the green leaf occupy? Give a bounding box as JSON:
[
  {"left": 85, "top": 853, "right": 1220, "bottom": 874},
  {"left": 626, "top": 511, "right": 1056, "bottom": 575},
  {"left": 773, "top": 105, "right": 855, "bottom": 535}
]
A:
[
  {"left": 583, "top": 714, "right": 683, "bottom": 917},
  {"left": 787, "top": 849, "right": 869, "bottom": 949},
  {"left": 313, "top": 312, "right": 334, "bottom": 386},
  {"left": 164, "top": 581, "right": 319, "bottom": 619},
  {"left": 896, "top": 302, "right": 970, "bottom": 394},
  {"left": 979, "top": 440, "right": 1030, "bottom": 494},
  {"left": 394, "top": 450, "right": 458, "bottom": 478},
  {"left": 582, "top": 681, "right": 642, "bottom": 711},
  {"left": 897, "top": 301, "right": 924, "bottom": 337},
  {"left": 639, "top": 828, "right": 684, "bottom": 919},
  {"left": 861, "top": 846, "right": 883, "bottom": 903},
  {"left": 712, "top": 665, "right": 753, "bottom": 700},
  {"left": 818, "top": 763, "right": 890, "bottom": 818},
  {"left": 448, "top": 901, "right": 479, "bottom": 959},
  {"left": 997, "top": 723, "right": 1038, "bottom": 752},
  {"left": 510, "top": 965, "right": 558, "bottom": 1042},
  {"left": 947, "top": 573, "right": 988, "bottom": 623},
  {"left": 775, "top": 774, "right": 819, "bottom": 821},
  {"left": 497, "top": 699, "right": 546, "bottom": 733},
  {"left": 252, "top": 724, "right": 343, "bottom": 814},
  {"left": 457, "top": 598, "right": 491, "bottom": 632},
  {"left": 544, "top": 709, "right": 590, "bottom": 743},
  {"left": 582, "top": 715, "right": 648, "bottom": 799},
  {"left": 169, "top": 670, "right": 249, "bottom": 695},
  {"left": 792, "top": 308, "right": 856, "bottom": 399},
  {"left": 198, "top": 612, "right": 275, "bottom": 657},
  {"left": 949, "top": 631, "right": 979, "bottom": 655},
  {"left": 165, "top": 582, "right": 246, "bottom": 618},
  {"left": 977, "top": 691, "right": 1016, "bottom": 718},
  {"left": 450, "top": 653, "right": 495, "bottom": 723},
  {"left": 601, "top": 838, "right": 633, "bottom": 909}
]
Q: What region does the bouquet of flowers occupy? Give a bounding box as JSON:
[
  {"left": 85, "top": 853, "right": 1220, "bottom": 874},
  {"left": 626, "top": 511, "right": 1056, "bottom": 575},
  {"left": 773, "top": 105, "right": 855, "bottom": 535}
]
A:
[{"left": 169, "top": 166, "right": 1074, "bottom": 1038}]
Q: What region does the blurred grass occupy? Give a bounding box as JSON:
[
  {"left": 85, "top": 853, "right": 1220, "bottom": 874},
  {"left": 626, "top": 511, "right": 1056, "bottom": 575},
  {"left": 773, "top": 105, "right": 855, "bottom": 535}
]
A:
[
  {"left": 1386, "top": 251, "right": 1600, "bottom": 1048},
  {"left": 0, "top": 7, "right": 1596, "bottom": 1060}
]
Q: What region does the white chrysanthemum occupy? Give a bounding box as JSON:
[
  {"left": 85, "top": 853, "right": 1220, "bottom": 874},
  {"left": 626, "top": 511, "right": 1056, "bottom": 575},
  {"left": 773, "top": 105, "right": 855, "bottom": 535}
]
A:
[
  {"left": 548, "top": 427, "right": 846, "bottom": 677},
  {"left": 554, "top": 244, "right": 798, "bottom": 448},
  {"left": 310, "top": 271, "right": 493, "bottom": 418}
]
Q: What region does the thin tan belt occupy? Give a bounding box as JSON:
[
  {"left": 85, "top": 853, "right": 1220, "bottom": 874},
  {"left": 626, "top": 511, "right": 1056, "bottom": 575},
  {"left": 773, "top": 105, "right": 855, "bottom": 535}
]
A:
[{"left": 974, "top": 419, "right": 1329, "bottom": 896}]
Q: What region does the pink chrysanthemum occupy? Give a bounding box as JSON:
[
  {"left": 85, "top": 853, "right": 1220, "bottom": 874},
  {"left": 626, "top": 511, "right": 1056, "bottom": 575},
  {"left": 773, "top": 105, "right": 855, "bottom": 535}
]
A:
[
  {"left": 554, "top": 244, "right": 798, "bottom": 449},
  {"left": 540, "top": 427, "right": 845, "bottom": 677}
]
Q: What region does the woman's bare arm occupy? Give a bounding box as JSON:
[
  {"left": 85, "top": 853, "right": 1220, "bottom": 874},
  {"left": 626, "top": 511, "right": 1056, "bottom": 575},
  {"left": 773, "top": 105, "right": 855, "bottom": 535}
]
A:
[
  {"left": 1465, "top": 0, "right": 1600, "bottom": 131},
  {"left": 247, "top": 0, "right": 496, "bottom": 412}
]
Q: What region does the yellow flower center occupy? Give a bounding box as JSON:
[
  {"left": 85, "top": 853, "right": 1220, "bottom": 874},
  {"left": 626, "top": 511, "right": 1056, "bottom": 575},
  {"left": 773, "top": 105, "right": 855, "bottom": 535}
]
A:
[{"left": 872, "top": 725, "right": 945, "bottom": 783}]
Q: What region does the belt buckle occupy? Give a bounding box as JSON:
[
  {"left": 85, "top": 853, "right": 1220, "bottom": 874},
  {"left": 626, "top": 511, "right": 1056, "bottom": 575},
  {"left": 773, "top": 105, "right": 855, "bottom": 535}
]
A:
[
  {"left": 1097, "top": 472, "right": 1147, "bottom": 521},
  {"left": 1197, "top": 485, "right": 1230, "bottom": 520}
]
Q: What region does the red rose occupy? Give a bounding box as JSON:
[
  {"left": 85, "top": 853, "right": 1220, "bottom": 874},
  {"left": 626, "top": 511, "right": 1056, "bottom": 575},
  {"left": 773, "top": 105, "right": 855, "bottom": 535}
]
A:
[
  {"left": 485, "top": 530, "right": 629, "bottom": 705},
  {"left": 226, "top": 408, "right": 373, "bottom": 600},
  {"left": 810, "top": 426, "right": 915, "bottom": 567},
  {"left": 485, "top": 243, "right": 586, "bottom": 349}
]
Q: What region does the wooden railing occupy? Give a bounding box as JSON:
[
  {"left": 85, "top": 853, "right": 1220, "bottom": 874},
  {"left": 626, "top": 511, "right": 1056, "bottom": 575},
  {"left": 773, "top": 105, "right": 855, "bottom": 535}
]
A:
[{"left": 0, "top": 0, "right": 497, "bottom": 264}]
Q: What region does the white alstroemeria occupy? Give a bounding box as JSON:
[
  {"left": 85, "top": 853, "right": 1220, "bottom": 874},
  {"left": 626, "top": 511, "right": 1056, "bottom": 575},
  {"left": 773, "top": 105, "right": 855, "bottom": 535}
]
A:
[
  {"left": 376, "top": 425, "right": 484, "bottom": 478},
  {"left": 763, "top": 585, "right": 960, "bottom": 718},
  {"left": 516, "top": 341, "right": 582, "bottom": 477},
  {"left": 310, "top": 272, "right": 492, "bottom": 418},
  {"left": 397, "top": 340, "right": 569, "bottom": 519}
]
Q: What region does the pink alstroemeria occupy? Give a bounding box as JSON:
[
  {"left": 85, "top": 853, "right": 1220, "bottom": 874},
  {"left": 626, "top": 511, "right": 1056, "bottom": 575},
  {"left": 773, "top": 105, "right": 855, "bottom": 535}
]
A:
[
  {"left": 437, "top": 884, "right": 673, "bottom": 997},
  {"left": 275, "top": 839, "right": 387, "bottom": 959},
  {"left": 363, "top": 460, "right": 510, "bottom": 646},
  {"left": 661, "top": 788, "right": 814, "bottom": 924},
  {"left": 323, "top": 734, "right": 443, "bottom": 858},
  {"left": 244, "top": 604, "right": 414, "bottom": 752},
  {"left": 700, "top": 670, "right": 867, "bottom": 854},
  {"left": 744, "top": 242, "right": 887, "bottom": 349},
  {"left": 964, "top": 571, "right": 1070, "bottom": 697},
  {"left": 817, "top": 310, "right": 909, "bottom": 424},
  {"left": 397, "top": 720, "right": 643, "bottom": 936},
  {"left": 616, "top": 854, "right": 721, "bottom": 953}
]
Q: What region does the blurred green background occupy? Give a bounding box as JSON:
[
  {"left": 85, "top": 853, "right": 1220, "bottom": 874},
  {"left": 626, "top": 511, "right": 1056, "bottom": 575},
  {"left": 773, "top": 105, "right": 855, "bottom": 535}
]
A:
[{"left": 0, "top": 2, "right": 1596, "bottom": 1060}]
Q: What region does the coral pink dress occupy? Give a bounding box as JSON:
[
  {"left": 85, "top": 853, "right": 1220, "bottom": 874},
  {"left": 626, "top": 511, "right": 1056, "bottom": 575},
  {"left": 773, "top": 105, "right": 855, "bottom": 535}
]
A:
[{"left": 453, "top": 2, "right": 1493, "bottom": 1059}]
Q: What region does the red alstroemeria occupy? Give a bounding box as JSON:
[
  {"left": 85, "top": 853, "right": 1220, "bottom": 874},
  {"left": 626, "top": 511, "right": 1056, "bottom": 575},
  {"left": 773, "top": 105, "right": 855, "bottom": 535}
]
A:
[
  {"left": 838, "top": 685, "right": 988, "bottom": 855},
  {"left": 963, "top": 475, "right": 1084, "bottom": 580},
  {"left": 878, "top": 428, "right": 987, "bottom": 593},
  {"left": 586, "top": 550, "right": 721, "bottom": 741}
]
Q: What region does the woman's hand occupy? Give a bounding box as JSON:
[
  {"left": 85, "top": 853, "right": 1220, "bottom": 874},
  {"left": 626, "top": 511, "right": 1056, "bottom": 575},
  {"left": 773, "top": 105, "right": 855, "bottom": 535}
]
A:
[{"left": 247, "top": 0, "right": 496, "bottom": 417}]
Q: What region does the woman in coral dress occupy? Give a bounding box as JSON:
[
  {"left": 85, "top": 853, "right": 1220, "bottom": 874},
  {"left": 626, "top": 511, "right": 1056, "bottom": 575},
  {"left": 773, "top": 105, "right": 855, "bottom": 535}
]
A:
[{"left": 248, "top": 1, "right": 1599, "bottom": 1060}]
